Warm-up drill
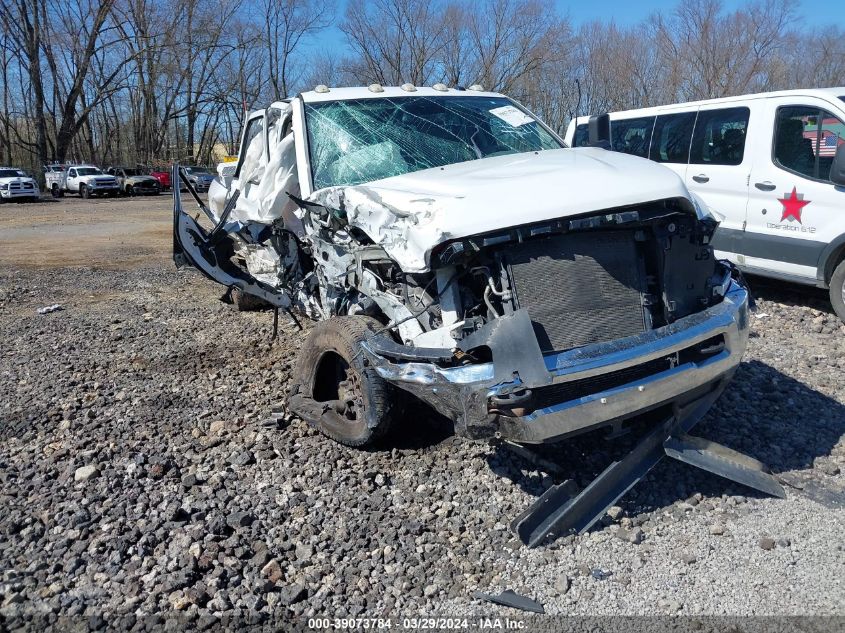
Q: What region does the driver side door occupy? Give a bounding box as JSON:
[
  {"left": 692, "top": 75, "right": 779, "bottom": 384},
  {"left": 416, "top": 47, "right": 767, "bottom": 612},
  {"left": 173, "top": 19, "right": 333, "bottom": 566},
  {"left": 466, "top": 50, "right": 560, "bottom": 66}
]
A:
[{"left": 66, "top": 168, "right": 79, "bottom": 192}]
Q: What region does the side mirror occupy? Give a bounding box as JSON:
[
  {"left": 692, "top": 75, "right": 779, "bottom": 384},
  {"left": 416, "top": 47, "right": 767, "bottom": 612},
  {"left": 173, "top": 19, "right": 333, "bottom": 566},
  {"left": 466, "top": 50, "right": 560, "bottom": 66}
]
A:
[
  {"left": 588, "top": 113, "right": 611, "bottom": 149},
  {"left": 830, "top": 143, "right": 845, "bottom": 186}
]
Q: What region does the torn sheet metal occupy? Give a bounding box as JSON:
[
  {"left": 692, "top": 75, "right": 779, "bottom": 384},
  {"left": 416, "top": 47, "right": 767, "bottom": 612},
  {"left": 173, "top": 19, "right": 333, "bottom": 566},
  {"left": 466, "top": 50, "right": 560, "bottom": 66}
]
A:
[
  {"left": 172, "top": 170, "right": 292, "bottom": 310},
  {"left": 244, "top": 245, "right": 284, "bottom": 288},
  {"left": 457, "top": 309, "right": 548, "bottom": 386},
  {"left": 307, "top": 185, "right": 447, "bottom": 273}
]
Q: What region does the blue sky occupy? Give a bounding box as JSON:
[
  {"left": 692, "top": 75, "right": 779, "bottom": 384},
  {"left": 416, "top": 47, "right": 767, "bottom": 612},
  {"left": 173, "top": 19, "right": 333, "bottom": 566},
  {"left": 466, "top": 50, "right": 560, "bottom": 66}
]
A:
[
  {"left": 552, "top": 0, "right": 841, "bottom": 26},
  {"left": 308, "top": 0, "right": 843, "bottom": 56}
]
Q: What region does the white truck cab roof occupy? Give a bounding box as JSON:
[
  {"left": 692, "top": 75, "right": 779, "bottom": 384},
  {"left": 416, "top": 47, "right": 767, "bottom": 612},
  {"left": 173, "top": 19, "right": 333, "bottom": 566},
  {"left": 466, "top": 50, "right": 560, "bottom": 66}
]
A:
[{"left": 297, "top": 85, "right": 506, "bottom": 104}]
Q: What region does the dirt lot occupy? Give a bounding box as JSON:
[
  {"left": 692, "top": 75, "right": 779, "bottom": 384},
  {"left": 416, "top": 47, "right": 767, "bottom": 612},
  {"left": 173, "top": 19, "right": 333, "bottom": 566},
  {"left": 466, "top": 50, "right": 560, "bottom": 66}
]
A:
[
  {"left": 0, "top": 198, "right": 844, "bottom": 625},
  {"left": 0, "top": 195, "right": 178, "bottom": 270}
]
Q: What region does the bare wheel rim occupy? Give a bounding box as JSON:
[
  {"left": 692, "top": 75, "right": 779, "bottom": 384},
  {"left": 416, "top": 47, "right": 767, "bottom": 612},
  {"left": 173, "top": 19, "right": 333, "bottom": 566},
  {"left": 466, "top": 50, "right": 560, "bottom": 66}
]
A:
[{"left": 335, "top": 361, "right": 364, "bottom": 423}]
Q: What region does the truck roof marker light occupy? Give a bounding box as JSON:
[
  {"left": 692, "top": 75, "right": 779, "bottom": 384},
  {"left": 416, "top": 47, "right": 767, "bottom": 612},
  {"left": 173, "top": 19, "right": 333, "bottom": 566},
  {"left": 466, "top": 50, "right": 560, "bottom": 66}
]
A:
[
  {"left": 468, "top": 84, "right": 484, "bottom": 92},
  {"left": 368, "top": 84, "right": 384, "bottom": 93},
  {"left": 314, "top": 85, "right": 330, "bottom": 93},
  {"left": 400, "top": 83, "right": 417, "bottom": 92},
  {"left": 432, "top": 83, "right": 448, "bottom": 91}
]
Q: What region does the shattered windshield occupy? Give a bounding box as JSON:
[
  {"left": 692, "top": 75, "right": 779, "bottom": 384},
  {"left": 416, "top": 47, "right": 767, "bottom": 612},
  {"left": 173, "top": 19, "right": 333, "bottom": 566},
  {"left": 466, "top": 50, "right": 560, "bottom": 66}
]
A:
[{"left": 305, "top": 96, "right": 562, "bottom": 189}]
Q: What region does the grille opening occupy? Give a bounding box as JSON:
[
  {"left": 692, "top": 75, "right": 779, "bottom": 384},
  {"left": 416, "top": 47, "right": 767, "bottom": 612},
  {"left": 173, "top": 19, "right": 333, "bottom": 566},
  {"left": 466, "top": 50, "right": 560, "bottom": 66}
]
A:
[
  {"left": 504, "top": 231, "right": 647, "bottom": 353},
  {"left": 526, "top": 356, "right": 672, "bottom": 413},
  {"left": 678, "top": 334, "right": 725, "bottom": 364}
]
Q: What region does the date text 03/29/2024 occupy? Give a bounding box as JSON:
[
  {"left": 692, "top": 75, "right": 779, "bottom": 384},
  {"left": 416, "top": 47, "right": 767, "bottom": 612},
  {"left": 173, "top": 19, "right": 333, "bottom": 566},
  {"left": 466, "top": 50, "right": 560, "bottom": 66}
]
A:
[{"left": 307, "top": 617, "right": 527, "bottom": 630}]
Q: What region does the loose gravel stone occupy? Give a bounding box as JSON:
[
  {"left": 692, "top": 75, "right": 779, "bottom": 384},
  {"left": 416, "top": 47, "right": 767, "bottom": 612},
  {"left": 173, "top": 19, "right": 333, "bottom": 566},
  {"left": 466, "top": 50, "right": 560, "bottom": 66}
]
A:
[
  {"left": 278, "top": 583, "right": 307, "bottom": 606},
  {"left": 73, "top": 464, "right": 99, "bottom": 482},
  {"left": 606, "top": 506, "right": 624, "bottom": 521},
  {"left": 759, "top": 537, "right": 776, "bottom": 551},
  {"left": 553, "top": 576, "right": 571, "bottom": 595},
  {"left": 261, "top": 559, "right": 283, "bottom": 583}
]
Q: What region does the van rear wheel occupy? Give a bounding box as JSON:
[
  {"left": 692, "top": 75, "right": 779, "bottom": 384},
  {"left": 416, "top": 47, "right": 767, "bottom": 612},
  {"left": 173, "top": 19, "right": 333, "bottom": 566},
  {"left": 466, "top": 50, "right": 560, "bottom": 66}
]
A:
[
  {"left": 289, "top": 316, "right": 399, "bottom": 447},
  {"left": 830, "top": 259, "right": 845, "bottom": 324}
]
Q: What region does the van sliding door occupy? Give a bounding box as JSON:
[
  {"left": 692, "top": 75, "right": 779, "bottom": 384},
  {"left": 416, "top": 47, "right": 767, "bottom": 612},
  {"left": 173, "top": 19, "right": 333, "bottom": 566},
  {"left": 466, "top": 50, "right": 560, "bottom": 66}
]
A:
[{"left": 685, "top": 104, "right": 753, "bottom": 264}]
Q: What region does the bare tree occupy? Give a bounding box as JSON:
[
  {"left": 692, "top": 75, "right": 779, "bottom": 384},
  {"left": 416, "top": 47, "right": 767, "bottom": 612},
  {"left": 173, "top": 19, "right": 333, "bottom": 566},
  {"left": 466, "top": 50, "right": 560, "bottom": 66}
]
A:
[
  {"left": 0, "top": 0, "right": 841, "bottom": 172},
  {"left": 341, "top": 0, "right": 449, "bottom": 85},
  {"left": 463, "top": 0, "right": 566, "bottom": 94},
  {"left": 651, "top": 0, "right": 794, "bottom": 100},
  {"left": 262, "top": 0, "right": 334, "bottom": 100},
  {"left": 2, "top": 0, "right": 50, "bottom": 168}
]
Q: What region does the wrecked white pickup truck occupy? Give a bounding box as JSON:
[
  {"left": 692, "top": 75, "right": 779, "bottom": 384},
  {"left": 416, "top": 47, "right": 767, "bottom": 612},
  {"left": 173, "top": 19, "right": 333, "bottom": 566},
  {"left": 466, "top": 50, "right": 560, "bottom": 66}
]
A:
[{"left": 174, "top": 86, "right": 782, "bottom": 546}]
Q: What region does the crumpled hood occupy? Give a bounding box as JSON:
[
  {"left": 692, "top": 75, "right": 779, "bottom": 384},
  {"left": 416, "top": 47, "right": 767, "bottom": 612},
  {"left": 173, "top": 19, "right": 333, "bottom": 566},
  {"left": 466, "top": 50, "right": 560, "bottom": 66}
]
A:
[{"left": 308, "top": 147, "right": 693, "bottom": 272}]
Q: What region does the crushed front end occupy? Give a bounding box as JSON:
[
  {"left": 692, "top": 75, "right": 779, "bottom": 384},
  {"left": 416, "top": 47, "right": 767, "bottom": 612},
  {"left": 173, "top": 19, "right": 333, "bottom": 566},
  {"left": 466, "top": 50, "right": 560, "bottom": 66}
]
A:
[{"left": 357, "top": 198, "right": 749, "bottom": 446}]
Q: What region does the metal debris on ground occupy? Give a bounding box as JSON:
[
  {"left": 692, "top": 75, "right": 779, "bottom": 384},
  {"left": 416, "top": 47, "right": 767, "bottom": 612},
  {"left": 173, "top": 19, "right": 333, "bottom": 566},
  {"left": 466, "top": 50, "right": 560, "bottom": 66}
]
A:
[
  {"left": 260, "top": 402, "right": 291, "bottom": 429},
  {"left": 472, "top": 589, "right": 545, "bottom": 614},
  {"left": 36, "top": 304, "right": 62, "bottom": 314},
  {"left": 513, "top": 398, "right": 786, "bottom": 547}
]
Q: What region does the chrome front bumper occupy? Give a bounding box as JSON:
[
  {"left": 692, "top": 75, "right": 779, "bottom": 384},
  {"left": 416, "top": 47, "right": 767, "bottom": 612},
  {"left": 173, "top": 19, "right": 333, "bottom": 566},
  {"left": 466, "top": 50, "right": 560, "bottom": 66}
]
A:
[
  {"left": 1, "top": 189, "right": 38, "bottom": 199},
  {"left": 362, "top": 282, "right": 749, "bottom": 444}
]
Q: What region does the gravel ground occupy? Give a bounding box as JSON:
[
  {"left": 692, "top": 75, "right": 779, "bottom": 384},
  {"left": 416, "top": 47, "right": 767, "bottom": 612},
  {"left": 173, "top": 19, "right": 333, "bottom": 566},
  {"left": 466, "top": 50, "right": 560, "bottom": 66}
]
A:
[{"left": 1, "top": 263, "right": 843, "bottom": 624}]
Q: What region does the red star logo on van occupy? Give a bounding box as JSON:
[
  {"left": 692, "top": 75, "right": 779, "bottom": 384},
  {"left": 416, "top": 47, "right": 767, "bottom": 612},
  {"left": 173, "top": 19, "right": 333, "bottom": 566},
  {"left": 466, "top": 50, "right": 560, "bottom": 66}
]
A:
[{"left": 778, "top": 187, "right": 810, "bottom": 224}]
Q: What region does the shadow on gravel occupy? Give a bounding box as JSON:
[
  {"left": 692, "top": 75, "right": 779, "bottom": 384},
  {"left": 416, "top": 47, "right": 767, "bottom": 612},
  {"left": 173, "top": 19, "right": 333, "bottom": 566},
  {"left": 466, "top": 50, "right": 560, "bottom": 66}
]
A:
[
  {"left": 746, "top": 273, "right": 835, "bottom": 314},
  {"left": 376, "top": 399, "right": 456, "bottom": 452},
  {"left": 486, "top": 359, "right": 845, "bottom": 518}
]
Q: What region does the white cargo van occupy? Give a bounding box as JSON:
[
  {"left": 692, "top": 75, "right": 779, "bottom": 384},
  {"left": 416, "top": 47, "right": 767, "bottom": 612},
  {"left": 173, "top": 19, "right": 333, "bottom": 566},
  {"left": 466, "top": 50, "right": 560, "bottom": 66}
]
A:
[{"left": 564, "top": 88, "right": 845, "bottom": 321}]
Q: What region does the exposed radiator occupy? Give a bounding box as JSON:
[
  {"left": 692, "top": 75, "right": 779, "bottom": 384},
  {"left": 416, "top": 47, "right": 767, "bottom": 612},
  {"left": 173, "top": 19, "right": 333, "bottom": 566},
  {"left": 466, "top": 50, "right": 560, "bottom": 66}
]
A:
[{"left": 506, "top": 231, "right": 647, "bottom": 352}]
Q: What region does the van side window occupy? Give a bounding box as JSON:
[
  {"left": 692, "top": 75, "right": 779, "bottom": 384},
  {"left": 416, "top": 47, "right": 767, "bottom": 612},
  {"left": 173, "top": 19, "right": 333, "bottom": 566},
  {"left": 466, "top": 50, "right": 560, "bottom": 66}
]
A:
[
  {"left": 774, "top": 106, "right": 845, "bottom": 182},
  {"left": 650, "top": 112, "right": 696, "bottom": 164},
  {"left": 689, "top": 107, "right": 749, "bottom": 166},
  {"left": 573, "top": 123, "right": 588, "bottom": 147},
  {"left": 610, "top": 116, "right": 654, "bottom": 158},
  {"left": 818, "top": 112, "right": 845, "bottom": 181}
]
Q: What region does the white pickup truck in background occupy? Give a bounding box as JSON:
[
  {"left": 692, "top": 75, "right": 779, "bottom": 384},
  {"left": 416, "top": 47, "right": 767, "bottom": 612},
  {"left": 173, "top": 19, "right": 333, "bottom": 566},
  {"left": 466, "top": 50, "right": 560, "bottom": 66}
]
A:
[
  {"left": 0, "top": 166, "right": 40, "bottom": 203},
  {"left": 44, "top": 164, "right": 120, "bottom": 198}
]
